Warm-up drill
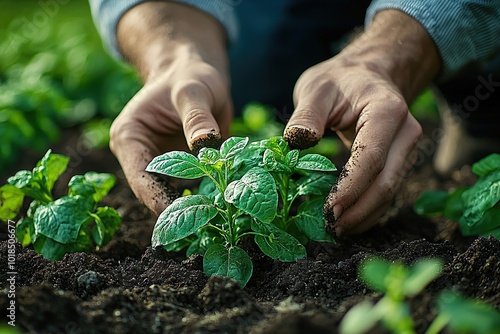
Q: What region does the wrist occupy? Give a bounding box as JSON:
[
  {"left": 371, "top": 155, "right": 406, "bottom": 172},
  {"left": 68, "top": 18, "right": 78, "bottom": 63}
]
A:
[
  {"left": 117, "top": 2, "right": 228, "bottom": 83},
  {"left": 341, "top": 9, "right": 441, "bottom": 101}
]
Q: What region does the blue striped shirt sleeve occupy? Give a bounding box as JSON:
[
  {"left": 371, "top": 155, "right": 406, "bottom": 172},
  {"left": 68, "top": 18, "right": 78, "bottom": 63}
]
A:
[
  {"left": 88, "top": 0, "right": 238, "bottom": 58},
  {"left": 365, "top": 0, "right": 500, "bottom": 81}
]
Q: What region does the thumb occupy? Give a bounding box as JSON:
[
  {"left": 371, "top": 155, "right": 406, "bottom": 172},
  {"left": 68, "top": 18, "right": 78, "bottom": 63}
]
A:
[{"left": 171, "top": 80, "right": 224, "bottom": 153}]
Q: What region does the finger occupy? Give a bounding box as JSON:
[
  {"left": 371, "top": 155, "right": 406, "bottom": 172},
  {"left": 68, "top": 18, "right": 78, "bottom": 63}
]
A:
[
  {"left": 171, "top": 80, "right": 223, "bottom": 152},
  {"left": 110, "top": 116, "right": 184, "bottom": 215},
  {"left": 326, "top": 96, "right": 409, "bottom": 219},
  {"left": 284, "top": 75, "right": 339, "bottom": 149},
  {"left": 325, "top": 114, "right": 422, "bottom": 235}
]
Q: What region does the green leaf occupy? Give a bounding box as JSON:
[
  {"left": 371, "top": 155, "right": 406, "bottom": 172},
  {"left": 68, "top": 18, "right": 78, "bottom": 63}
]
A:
[
  {"left": 65, "top": 227, "right": 94, "bottom": 254},
  {"left": 295, "top": 154, "right": 336, "bottom": 172},
  {"left": 68, "top": 172, "right": 116, "bottom": 204},
  {"left": 471, "top": 153, "right": 500, "bottom": 177},
  {"left": 198, "top": 176, "right": 217, "bottom": 195},
  {"left": 292, "top": 198, "right": 334, "bottom": 242},
  {"left": 285, "top": 150, "right": 300, "bottom": 168},
  {"left": 403, "top": 259, "right": 442, "bottom": 296},
  {"left": 461, "top": 171, "right": 500, "bottom": 225},
  {"left": 437, "top": 291, "right": 500, "bottom": 334},
  {"left": 33, "top": 196, "right": 93, "bottom": 244},
  {"left": 261, "top": 149, "right": 291, "bottom": 172},
  {"left": 225, "top": 167, "right": 278, "bottom": 223},
  {"left": 443, "top": 188, "right": 466, "bottom": 222},
  {"left": 0, "top": 184, "right": 24, "bottom": 221},
  {"left": 151, "top": 195, "right": 218, "bottom": 247},
  {"left": 219, "top": 137, "right": 249, "bottom": 159},
  {"left": 8, "top": 170, "right": 52, "bottom": 203},
  {"left": 15, "top": 217, "right": 34, "bottom": 247},
  {"left": 35, "top": 149, "right": 69, "bottom": 192},
  {"left": 203, "top": 244, "right": 253, "bottom": 288},
  {"left": 197, "top": 147, "right": 221, "bottom": 164},
  {"left": 146, "top": 151, "right": 207, "bottom": 179},
  {"left": 360, "top": 257, "right": 392, "bottom": 293},
  {"left": 248, "top": 137, "right": 289, "bottom": 159},
  {"left": 33, "top": 235, "right": 68, "bottom": 261},
  {"left": 165, "top": 236, "right": 197, "bottom": 253},
  {"left": 484, "top": 227, "right": 500, "bottom": 239},
  {"left": 340, "top": 301, "right": 378, "bottom": 334},
  {"left": 295, "top": 173, "right": 336, "bottom": 197},
  {"left": 252, "top": 220, "right": 306, "bottom": 262},
  {"left": 413, "top": 190, "right": 449, "bottom": 216},
  {"left": 460, "top": 207, "right": 500, "bottom": 237},
  {"left": 91, "top": 207, "right": 122, "bottom": 246}
]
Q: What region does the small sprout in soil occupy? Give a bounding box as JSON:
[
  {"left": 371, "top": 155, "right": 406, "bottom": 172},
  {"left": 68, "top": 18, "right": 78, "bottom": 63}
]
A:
[
  {"left": 414, "top": 153, "right": 500, "bottom": 239},
  {"left": 426, "top": 291, "right": 500, "bottom": 334},
  {"left": 146, "top": 136, "right": 337, "bottom": 287},
  {"left": 341, "top": 256, "right": 500, "bottom": 334},
  {"left": 340, "top": 257, "right": 443, "bottom": 334},
  {"left": 0, "top": 149, "right": 121, "bottom": 261}
]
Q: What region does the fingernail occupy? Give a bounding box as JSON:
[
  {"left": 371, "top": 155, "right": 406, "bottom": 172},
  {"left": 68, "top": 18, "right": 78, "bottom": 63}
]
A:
[
  {"left": 333, "top": 204, "right": 343, "bottom": 221},
  {"left": 334, "top": 226, "right": 343, "bottom": 237}
]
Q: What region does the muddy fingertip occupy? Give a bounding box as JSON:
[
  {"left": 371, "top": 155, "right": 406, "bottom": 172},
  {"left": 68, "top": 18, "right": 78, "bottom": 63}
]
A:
[
  {"left": 283, "top": 126, "right": 320, "bottom": 150},
  {"left": 190, "top": 130, "right": 224, "bottom": 155}
]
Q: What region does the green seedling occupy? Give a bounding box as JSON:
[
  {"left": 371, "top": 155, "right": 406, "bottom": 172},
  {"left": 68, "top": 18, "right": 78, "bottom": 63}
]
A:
[
  {"left": 146, "top": 136, "right": 337, "bottom": 287},
  {"left": 427, "top": 291, "right": 500, "bottom": 334},
  {"left": 0, "top": 150, "right": 121, "bottom": 261},
  {"left": 414, "top": 153, "right": 500, "bottom": 239},
  {"left": 340, "top": 257, "right": 443, "bottom": 334}
]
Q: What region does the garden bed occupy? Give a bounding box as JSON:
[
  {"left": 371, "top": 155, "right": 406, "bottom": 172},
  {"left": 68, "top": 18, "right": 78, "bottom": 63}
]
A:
[{"left": 1, "top": 128, "right": 499, "bottom": 334}]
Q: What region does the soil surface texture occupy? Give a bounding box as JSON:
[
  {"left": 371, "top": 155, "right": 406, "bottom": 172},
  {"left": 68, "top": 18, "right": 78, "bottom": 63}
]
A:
[{"left": 1, "top": 128, "right": 499, "bottom": 334}]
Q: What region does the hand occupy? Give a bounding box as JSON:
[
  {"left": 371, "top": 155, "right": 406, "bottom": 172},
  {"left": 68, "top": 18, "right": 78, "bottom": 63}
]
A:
[
  {"left": 284, "top": 10, "right": 441, "bottom": 236},
  {"left": 110, "top": 2, "right": 231, "bottom": 215}
]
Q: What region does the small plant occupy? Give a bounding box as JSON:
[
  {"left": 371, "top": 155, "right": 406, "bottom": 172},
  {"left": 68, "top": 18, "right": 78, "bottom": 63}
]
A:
[
  {"left": 0, "top": 150, "right": 121, "bottom": 261},
  {"left": 340, "top": 257, "right": 443, "bottom": 334},
  {"left": 427, "top": 291, "right": 500, "bottom": 334},
  {"left": 414, "top": 153, "right": 500, "bottom": 239},
  {"left": 146, "top": 136, "right": 337, "bottom": 287}
]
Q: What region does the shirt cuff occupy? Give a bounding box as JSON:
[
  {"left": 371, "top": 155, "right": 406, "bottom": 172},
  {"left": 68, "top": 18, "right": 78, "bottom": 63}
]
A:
[
  {"left": 365, "top": 0, "right": 500, "bottom": 81},
  {"left": 89, "top": 0, "right": 238, "bottom": 59}
]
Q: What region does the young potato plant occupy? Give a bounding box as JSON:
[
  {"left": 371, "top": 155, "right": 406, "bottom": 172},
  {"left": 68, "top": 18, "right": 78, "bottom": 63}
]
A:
[
  {"left": 0, "top": 150, "right": 121, "bottom": 261},
  {"left": 340, "top": 257, "right": 443, "bottom": 334},
  {"left": 414, "top": 153, "right": 500, "bottom": 239},
  {"left": 146, "top": 136, "right": 337, "bottom": 287}
]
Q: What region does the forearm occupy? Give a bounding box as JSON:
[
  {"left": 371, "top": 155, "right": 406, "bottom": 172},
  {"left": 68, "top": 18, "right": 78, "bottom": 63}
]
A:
[
  {"left": 366, "top": 0, "right": 500, "bottom": 81},
  {"left": 116, "top": 2, "right": 229, "bottom": 83},
  {"left": 341, "top": 9, "right": 441, "bottom": 102}
]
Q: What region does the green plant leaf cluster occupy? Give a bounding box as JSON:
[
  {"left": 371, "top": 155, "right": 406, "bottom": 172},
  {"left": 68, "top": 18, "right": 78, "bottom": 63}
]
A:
[
  {"left": 340, "top": 257, "right": 500, "bottom": 334},
  {"left": 413, "top": 154, "right": 500, "bottom": 239},
  {"left": 0, "top": 150, "right": 121, "bottom": 261},
  {"left": 0, "top": 4, "right": 141, "bottom": 174},
  {"left": 146, "top": 136, "right": 337, "bottom": 287},
  {"left": 427, "top": 291, "right": 500, "bottom": 334},
  {"left": 340, "top": 257, "right": 443, "bottom": 334}
]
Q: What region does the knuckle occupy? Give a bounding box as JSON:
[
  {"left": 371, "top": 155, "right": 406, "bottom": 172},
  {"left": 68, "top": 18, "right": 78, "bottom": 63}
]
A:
[
  {"left": 109, "top": 118, "right": 126, "bottom": 154},
  {"left": 183, "top": 107, "right": 212, "bottom": 131},
  {"left": 364, "top": 145, "right": 386, "bottom": 173},
  {"left": 377, "top": 178, "right": 397, "bottom": 202}
]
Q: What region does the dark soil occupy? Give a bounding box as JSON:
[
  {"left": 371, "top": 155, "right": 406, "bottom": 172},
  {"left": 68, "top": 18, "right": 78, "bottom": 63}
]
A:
[{"left": 1, "top": 127, "right": 499, "bottom": 334}]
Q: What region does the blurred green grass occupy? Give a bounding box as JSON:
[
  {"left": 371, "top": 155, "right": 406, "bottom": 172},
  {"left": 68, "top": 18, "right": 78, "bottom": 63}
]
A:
[{"left": 0, "top": 1, "right": 141, "bottom": 174}]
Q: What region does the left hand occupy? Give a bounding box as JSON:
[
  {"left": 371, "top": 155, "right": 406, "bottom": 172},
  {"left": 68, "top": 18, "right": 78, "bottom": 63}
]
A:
[{"left": 284, "top": 9, "right": 441, "bottom": 236}]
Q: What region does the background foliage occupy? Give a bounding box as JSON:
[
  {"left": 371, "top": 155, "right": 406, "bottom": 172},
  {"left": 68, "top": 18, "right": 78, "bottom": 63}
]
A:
[{"left": 0, "top": 0, "right": 141, "bottom": 175}]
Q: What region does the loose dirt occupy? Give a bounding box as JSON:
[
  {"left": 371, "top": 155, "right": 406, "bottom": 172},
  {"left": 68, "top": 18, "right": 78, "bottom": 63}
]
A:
[{"left": 1, "top": 127, "right": 499, "bottom": 334}]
